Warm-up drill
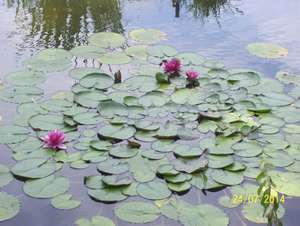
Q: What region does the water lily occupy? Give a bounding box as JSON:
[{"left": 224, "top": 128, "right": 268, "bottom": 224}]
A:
[
  {"left": 186, "top": 70, "right": 199, "bottom": 80},
  {"left": 41, "top": 130, "right": 67, "bottom": 149},
  {"left": 162, "top": 58, "right": 182, "bottom": 73}
]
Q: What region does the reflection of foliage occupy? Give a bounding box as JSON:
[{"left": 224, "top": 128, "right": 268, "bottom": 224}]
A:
[
  {"left": 181, "top": 0, "right": 243, "bottom": 27},
  {"left": 7, "top": 0, "right": 125, "bottom": 50}
]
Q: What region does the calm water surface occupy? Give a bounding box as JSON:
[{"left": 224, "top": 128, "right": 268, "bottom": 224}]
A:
[{"left": 0, "top": 0, "right": 300, "bottom": 225}]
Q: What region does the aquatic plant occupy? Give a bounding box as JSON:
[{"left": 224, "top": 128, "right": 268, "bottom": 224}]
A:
[{"left": 41, "top": 130, "right": 67, "bottom": 149}]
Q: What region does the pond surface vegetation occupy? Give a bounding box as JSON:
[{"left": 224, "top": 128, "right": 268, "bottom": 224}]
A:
[{"left": 0, "top": 0, "right": 300, "bottom": 225}]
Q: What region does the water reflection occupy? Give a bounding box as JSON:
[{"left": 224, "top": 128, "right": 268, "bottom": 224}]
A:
[
  {"left": 6, "top": 0, "right": 243, "bottom": 51},
  {"left": 7, "top": 0, "right": 126, "bottom": 50},
  {"left": 181, "top": 0, "right": 243, "bottom": 27}
]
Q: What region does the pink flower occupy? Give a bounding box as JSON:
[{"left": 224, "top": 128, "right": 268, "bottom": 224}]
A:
[
  {"left": 186, "top": 70, "right": 199, "bottom": 80},
  {"left": 41, "top": 130, "right": 67, "bottom": 149},
  {"left": 162, "top": 58, "right": 182, "bottom": 73}
]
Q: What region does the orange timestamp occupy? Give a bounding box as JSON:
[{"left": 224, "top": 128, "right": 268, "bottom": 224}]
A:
[{"left": 232, "top": 194, "right": 285, "bottom": 204}]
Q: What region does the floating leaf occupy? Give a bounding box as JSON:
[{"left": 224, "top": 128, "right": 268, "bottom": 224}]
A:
[
  {"left": 70, "top": 46, "right": 106, "bottom": 58},
  {"left": 146, "top": 44, "right": 178, "bottom": 58},
  {"left": 28, "top": 114, "right": 64, "bottom": 131},
  {"left": 0, "top": 125, "right": 30, "bottom": 144},
  {"left": 175, "top": 52, "right": 205, "bottom": 65},
  {"left": 172, "top": 157, "right": 208, "bottom": 174},
  {"left": 80, "top": 73, "right": 114, "bottom": 90},
  {"left": 11, "top": 158, "right": 56, "bottom": 179},
  {"left": 88, "top": 187, "right": 128, "bottom": 202},
  {"left": 178, "top": 204, "right": 229, "bottom": 226},
  {"left": 125, "top": 45, "right": 148, "bottom": 60},
  {"left": 0, "top": 165, "right": 13, "bottom": 187},
  {"left": 136, "top": 181, "right": 171, "bottom": 200},
  {"left": 0, "top": 192, "right": 20, "bottom": 222},
  {"left": 129, "top": 29, "right": 167, "bottom": 43},
  {"left": 97, "top": 101, "right": 128, "bottom": 118},
  {"left": 74, "top": 91, "right": 107, "bottom": 108},
  {"left": 73, "top": 112, "right": 104, "bottom": 125},
  {"left": 69, "top": 68, "right": 105, "bottom": 80},
  {"left": 218, "top": 196, "right": 240, "bottom": 208},
  {"left": 109, "top": 145, "right": 138, "bottom": 158},
  {"left": 129, "top": 67, "right": 163, "bottom": 77},
  {"left": 97, "top": 159, "right": 130, "bottom": 174},
  {"left": 88, "top": 32, "right": 126, "bottom": 48},
  {"left": 171, "top": 87, "right": 205, "bottom": 105},
  {"left": 98, "top": 124, "right": 135, "bottom": 140},
  {"left": 5, "top": 70, "right": 46, "bottom": 85},
  {"left": 210, "top": 169, "right": 244, "bottom": 185},
  {"left": 75, "top": 216, "right": 115, "bottom": 226},
  {"left": 246, "top": 43, "right": 288, "bottom": 58},
  {"left": 96, "top": 52, "right": 131, "bottom": 65},
  {"left": 276, "top": 71, "right": 300, "bottom": 85},
  {"left": 51, "top": 194, "right": 81, "bottom": 210},
  {"left": 23, "top": 174, "right": 70, "bottom": 198},
  {"left": 0, "top": 87, "right": 43, "bottom": 103}
]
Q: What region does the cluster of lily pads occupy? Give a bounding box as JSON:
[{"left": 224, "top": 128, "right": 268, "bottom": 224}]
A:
[{"left": 0, "top": 28, "right": 300, "bottom": 225}]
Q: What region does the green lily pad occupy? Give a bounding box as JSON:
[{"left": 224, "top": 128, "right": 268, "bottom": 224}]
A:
[
  {"left": 151, "top": 139, "right": 180, "bottom": 152},
  {"left": 11, "top": 158, "right": 56, "bottom": 179},
  {"left": 75, "top": 216, "right": 115, "bottom": 226},
  {"left": 88, "top": 32, "right": 126, "bottom": 48},
  {"left": 23, "top": 174, "right": 70, "bottom": 198},
  {"left": 98, "top": 124, "right": 136, "bottom": 140},
  {"left": 28, "top": 114, "right": 64, "bottom": 130},
  {"left": 80, "top": 73, "right": 114, "bottom": 90},
  {"left": 171, "top": 87, "right": 205, "bottom": 105},
  {"left": 114, "top": 201, "right": 160, "bottom": 223},
  {"left": 69, "top": 68, "right": 105, "bottom": 80},
  {"left": 96, "top": 52, "right": 131, "bottom": 65},
  {"left": 0, "top": 165, "right": 13, "bottom": 187},
  {"left": 173, "top": 145, "right": 203, "bottom": 157},
  {"left": 84, "top": 175, "right": 107, "bottom": 189},
  {"left": 146, "top": 44, "right": 178, "bottom": 58},
  {"left": 129, "top": 29, "right": 167, "bottom": 43},
  {"left": 70, "top": 160, "right": 90, "bottom": 169},
  {"left": 218, "top": 196, "right": 240, "bottom": 208},
  {"left": 227, "top": 72, "right": 260, "bottom": 87},
  {"left": 97, "top": 158, "right": 130, "bottom": 174},
  {"left": 0, "top": 192, "right": 20, "bottom": 222},
  {"left": 141, "top": 149, "right": 165, "bottom": 160},
  {"left": 206, "top": 154, "right": 234, "bottom": 169},
  {"left": 276, "top": 71, "right": 300, "bottom": 85},
  {"left": 172, "top": 157, "right": 208, "bottom": 174},
  {"left": 102, "top": 175, "right": 132, "bottom": 186},
  {"left": 178, "top": 204, "right": 229, "bottom": 226},
  {"left": 138, "top": 91, "right": 169, "bottom": 107},
  {"left": 74, "top": 91, "right": 107, "bottom": 108},
  {"left": 0, "top": 125, "right": 30, "bottom": 144},
  {"left": 136, "top": 181, "right": 171, "bottom": 200},
  {"left": 246, "top": 43, "right": 288, "bottom": 58},
  {"left": 73, "top": 112, "right": 104, "bottom": 125},
  {"left": 97, "top": 101, "right": 128, "bottom": 118},
  {"left": 88, "top": 187, "right": 128, "bottom": 202},
  {"left": 5, "top": 70, "right": 47, "bottom": 85},
  {"left": 168, "top": 181, "right": 191, "bottom": 192},
  {"left": 120, "top": 182, "right": 139, "bottom": 196},
  {"left": 54, "top": 151, "right": 81, "bottom": 163},
  {"left": 109, "top": 145, "right": 138, "bottom": 158},
  {"left": 242, "top": 202, "right": 285, "bottom": 223},
  {"left": 125, "top": 45, "right": 148, "bottom": 59},
  {"left": 175, "top": 52, "right": 205, "bottom": 65},
  {"left": 231, "top": 142, "right": 263, "bottom": 157},
  {"left": 51, "top": 194, "right": 81, "bottom": 210},
  {"left": 23, "top": 49, "right": 72, "bottom": 72},
  {"left": 210, "top": 169, "right": 244, "bottom": 185},
  {"left": 0, "top": 86, "right": 43, "bottom": 103},
  {"left": 40, "top": 100, "right": 73, "bottom": 112},
  {"left": 70, "top": 45, "right": 106, "bottom": 58}
]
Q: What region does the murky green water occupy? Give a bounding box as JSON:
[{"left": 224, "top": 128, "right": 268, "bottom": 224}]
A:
[{"left": 0, "top": 0, "right": 300, "bottom": 225}]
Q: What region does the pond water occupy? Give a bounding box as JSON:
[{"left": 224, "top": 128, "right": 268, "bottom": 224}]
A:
[{"left": 1, "top": 0, "right": 300, "bottom": 225}]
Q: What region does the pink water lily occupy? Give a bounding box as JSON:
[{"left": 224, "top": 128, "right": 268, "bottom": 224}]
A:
[
  {"left": 41, "top": 130, "right": 67, "bottom": 149},
  {"left": 162, "top": 58, "right": 182, "bottom": 73},
  {"left": 186, "top": 70, "right": 199, "bottom": 80}
]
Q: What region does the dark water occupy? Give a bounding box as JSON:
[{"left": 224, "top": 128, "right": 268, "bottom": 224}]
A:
[{"left": 0, "top": 0, "right": 300, "bottom": 225}]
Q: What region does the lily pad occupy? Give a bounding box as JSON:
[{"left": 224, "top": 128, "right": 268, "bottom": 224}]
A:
[
  {"left": 246, "top": 43, "right": 288, "bottom": 58},
  {"left": 0, "top": 165, "right": 13, "bottom": 187},
  {"left": 178, "top": 204, "right": 229, "bottom": 226},
  {"left": 97, "top": 158, "right": 130, "bottom": 174},
  {"left": 70, "top": 45, "right": 106, "bottom": 58},
  {"left": 175, "top": 52, "right": 205, "bottom": 65},
  {"left": 88, "top": 187, "right": 128, "bottom": 202},
  {"left": 0, "top": 192, "right": 20, "bottom": 222},
  {"left": 0, "top": 86, "right": 43, "bottom": 103},
  {"left": 88, "top": 32, "right": 126, "bottom": 48},
  {"left": 171, "top": 87, "right": 205, "bottom": 105},
  {"left": 98, "top": 124, "right": 136, "bottom": 140},
  {"left": 74, "top": 91, "right": 107, "bottom": 108},
  {"left": 96, "top": 52, "right": 131, "bottom": 65},
  {"left": 23, "top": 174, "right": 70, "bottom": 198},
  {"left": 5, "top": 70, "right": 46, "bottom": 85},
  {"left": 136, "top": 181, "right": 171, "bottom": 200},
  {"left": 114, "top": 201, "right": 160, "bottom": 223},
  {"left": 51, "top": 194, "right": 81, "bottom": 210},
  {"left": 210, "top": 169, "right": 244, "bottom": 185},
  {"left": 125, "top": 45, "right": 148, "bottom": 60},
  {"left": 129, "top": 29, "right": 167, "bottom": 43},
  {"left": 28, "top": 114, "right": 64, "bottom": 130}
]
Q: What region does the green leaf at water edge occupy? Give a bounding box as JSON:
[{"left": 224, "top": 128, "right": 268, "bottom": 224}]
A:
[
  {"left": 168, "top": 181, "right": 191, "bottom": 192},
  {"left": 70, "top": 45, "right": 106, "bottom": 58},
  {"left": 84, "top": 175, "right": 107, "bottom": 189},
  {"left": 5, "top": 70, "right": 47, "bottom": 85},
  {"left": 129, "top": 28, "right": 168, "bottom": 43},
  {"left": 51, "top": 194, "right": 81, "bottom": 210},
  {"left": 88, "top": 32, "right": 126, "bottom": 48},
  {"left": 79, "top": 73, "right": 114, "bottom": 90},
  {"left": 74, "top": 91, "right": 107, "bottom": 108},
  {"left": 141, "top": 149, "right": 165, "bottom": 160},
  {"left": 206, "top": 154, "right": 234, "bottom": 169},
  {"left": 96, "top": 52, "right": 132, "bottom": 65},
  {"left": 97, "top": 159, "right": 130, "bottom": 174},
  {"left": 75, "top": 216, "right": 115, "bottom": 226},
  {"left": 0, "top": 192, "right": 20, "bottom": 222},
  {"left": 28, "top": 114, "right": 65, "bottom": 131},
  {"left": 171, "top": 87, "right": 205, "bottom": 105},
  {"left": 219, "top": 196, "right": 240, "bottom": 208},
  {"left": 246, "top": 43, "right": 288, "bottom": 58},
  {"left": 210, "top": 169, "right": 244, "bottom": 185},
  {"left": 0, "top": 86, "right": 43, "bottom": 103},
  {"left": 175, "top": 52, "right": 205, "bottom": 65},
  {"left": 97, "top": 101, "right": 128, "bottom": 118},
  {"left": 231, "top": 142, "right": 263, "bottom": 157},
  {"left": 10, "top": 158, "right": 56, "bottom": 179},
  {"left": 88, "top": 187, "right": 128, "bottom": 202},
  {"left": 73, "top": 112, "right": 104, "bottom": 125},
  {"left": 23, "top": 174, "right": 70, "bottom": 198},
  {"left": 102, "top": 175, "right": 132, "bottom": 186},
  {"left": 114, "top": 201, "right": 160, "bottom": 223},
  {"left": 54, "top": 151, "right": 81, "bottom": 163},
  {"left": 173, "top": 145, "right": 203, "bottom": 157},
  {"left": 69, "top": 68, "right": 105, "bottom": 80},
  {"left": 0, "top": 125, "right": 30, "bottom": 144},
  {"left": 109, "top": 145, "right": 139, "bottom": 158},
  {"left": 98, "top": 124, "right": 136, "bottom": 140},
  {"left": 0, "top": 165, "right": 13, "bottom": 187},
  {"left": 136, "top": 181, "right": 171, "bottom": 200},
  {"left": 40, "top": 100, "right": 73, "bottom": 112},
  {"left": 172, "top": 157, "right": 208, "bottom": 174},
  {"left": 178, "top": 204, "right": 229, "bottom": 226}
]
